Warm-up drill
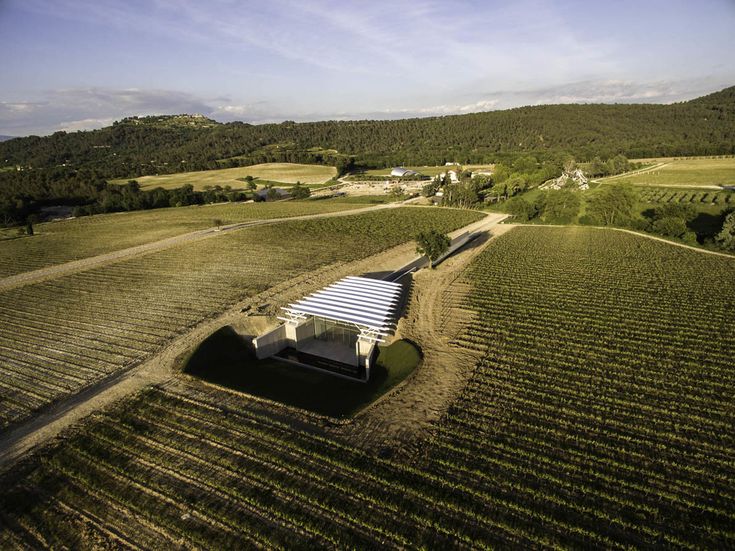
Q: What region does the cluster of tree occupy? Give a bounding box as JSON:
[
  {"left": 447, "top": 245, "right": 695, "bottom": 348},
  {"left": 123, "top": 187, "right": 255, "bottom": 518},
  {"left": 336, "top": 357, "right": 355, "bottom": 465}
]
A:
[
  {"left": 289, "top": 182, "right": 311, "bottom": 200},
  {"left": 506, "top": 184, "right": 640, "bottom": 227},
  {"left": 68, "top": 181, "right": 253, "bottom": 218},
  {"left": 486, "top": 155, "right": 568, "bottom": 200},
  {"left": 1, "top": 86, "right": 734, "bottom": 225},
  {"left": 505, "top": 189, "right": 582, "bottom": 223},
  {"left": 716, "top": 212, "right": 735, "bottom": 251},
  {"left": 640, "top": 203, "right": 699, "bottom": 243},
  {"left": 582, "top": 184, "right": 639, "bottom": 226},
  {"left": 585, "top": 154, "right": 639, "bottom": 177},
  {"left": 422, "top": 170, "right": 494, "bottom": 208},
  {"left": 442, "top": 179, "right": 486, "bottom": 209}
]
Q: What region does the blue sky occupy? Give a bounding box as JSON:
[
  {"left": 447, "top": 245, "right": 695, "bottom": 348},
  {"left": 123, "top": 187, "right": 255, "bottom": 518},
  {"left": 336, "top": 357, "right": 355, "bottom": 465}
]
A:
[{"left": 1, "top": 0, "right": 733, "bottom": 136}]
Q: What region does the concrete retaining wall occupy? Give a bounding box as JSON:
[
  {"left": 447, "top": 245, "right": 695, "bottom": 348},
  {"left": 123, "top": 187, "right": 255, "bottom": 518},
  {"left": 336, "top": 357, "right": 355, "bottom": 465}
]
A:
[
  {"left": 285, "top": 318, "right": 315, "bottom": 350},
  {"left": 253, "top": 325, "right": 287, "bottom": 359}
]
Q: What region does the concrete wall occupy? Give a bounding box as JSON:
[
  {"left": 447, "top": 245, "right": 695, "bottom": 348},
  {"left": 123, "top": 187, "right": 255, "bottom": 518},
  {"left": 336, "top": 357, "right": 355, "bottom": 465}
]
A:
[
  {"left": 359, "top": 340, "right": 378, "bottom": 381},
  {"left": 356, "top": 337, "right": 378, "bottom": 381},
  {"left": 285, "top": 318, "right": 315, "bottom": 350},
  {"left": 356, "top": 338, "right": 374, "bottom": 365},
  {"left": 253, "top": 324, "right": 287, "bottom": 359}
]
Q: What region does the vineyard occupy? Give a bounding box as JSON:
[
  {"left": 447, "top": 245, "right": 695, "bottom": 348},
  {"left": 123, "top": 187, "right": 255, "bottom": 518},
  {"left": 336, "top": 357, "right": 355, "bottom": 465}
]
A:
[
  {"left": 0, "top": 207, "right": 482, "bottom": 430},
  {"left": 639, "top": 187, "right": 734, "bottom": 205},
  {"left": 1, "top": 226, "right": 733, "bottom": 548},
  {"left": 448, "top": 226, "right": 735, "bottom": 546},
  {"left": 0, "top": 201, "right": 365, "bottom": 278}
]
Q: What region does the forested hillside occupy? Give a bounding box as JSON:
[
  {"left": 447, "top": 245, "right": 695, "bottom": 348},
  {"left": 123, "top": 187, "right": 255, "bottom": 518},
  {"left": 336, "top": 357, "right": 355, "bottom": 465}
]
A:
[{"left": 1, "top": 86, "right": 733, "bottom": 224}]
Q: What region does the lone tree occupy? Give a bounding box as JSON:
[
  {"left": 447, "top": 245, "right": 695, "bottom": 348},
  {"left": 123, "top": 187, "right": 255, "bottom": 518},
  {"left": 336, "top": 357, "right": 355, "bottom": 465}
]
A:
[
  {"left": 716, "top": 211, "right": 735, "bottom": 251},
  {"left": 213, "top": 218, "right": 224, "bottom": 230},
  {"left": 416, "top": 229, "right": 451, "bottom": 269},
  {"left": 290, "top": 182, "right": 311, "bottom": 200},
  {"left": 25, "top": 214, "right": 37, "bottom": 236},
  {"left": 244, "top": 175, "right": 257, "bottom": 191}
]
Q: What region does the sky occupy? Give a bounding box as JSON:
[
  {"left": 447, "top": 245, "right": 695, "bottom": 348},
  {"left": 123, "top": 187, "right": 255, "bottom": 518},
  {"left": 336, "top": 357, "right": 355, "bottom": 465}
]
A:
[{"left": 1, "top": 0, "right": 734, "bottom": 136}]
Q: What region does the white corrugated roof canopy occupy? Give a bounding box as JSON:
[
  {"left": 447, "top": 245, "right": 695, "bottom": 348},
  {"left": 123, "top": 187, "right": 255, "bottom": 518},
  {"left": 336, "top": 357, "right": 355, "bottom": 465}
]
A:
[{"left": 281, "top": 276, "right": 403, "bottom": 339}]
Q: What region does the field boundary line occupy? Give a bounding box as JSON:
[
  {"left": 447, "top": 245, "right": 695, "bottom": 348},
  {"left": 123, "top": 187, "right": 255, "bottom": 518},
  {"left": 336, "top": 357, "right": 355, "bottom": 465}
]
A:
[
  {"left": 0, "top": 202, "right": 406, "bottom": 293},
  {"left": 591, "top": 162, "right": 669, "bottom": 184}
]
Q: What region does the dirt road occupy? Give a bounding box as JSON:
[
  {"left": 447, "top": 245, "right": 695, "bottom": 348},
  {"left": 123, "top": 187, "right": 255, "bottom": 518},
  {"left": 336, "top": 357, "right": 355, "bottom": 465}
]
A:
[
  {"left": 337, "top": 223, "right": 516, "bottom": 451},
  {"left": 0, "top": 212, "right": 509, "bottom": 470},
  {"left": 0, "top": 202, "right": 401, "bottom": 293},
  {"left": 591, "top": 162, "right": 670, "bottom": 184}
]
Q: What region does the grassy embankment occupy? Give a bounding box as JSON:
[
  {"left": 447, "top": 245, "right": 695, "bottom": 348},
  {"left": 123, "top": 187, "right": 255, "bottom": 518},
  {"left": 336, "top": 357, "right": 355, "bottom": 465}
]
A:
[{"left": 598, "top": 156, "right": 735, "bottom": 188}]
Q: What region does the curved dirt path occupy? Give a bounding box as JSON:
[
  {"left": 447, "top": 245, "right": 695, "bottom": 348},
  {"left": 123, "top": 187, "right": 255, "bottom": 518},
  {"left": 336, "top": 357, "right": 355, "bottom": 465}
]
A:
[
  {"left": 336, "top": 223, "right": 516, "bottom": 452},
  {"left": 591, "top": 162, "right": 670, "bottom": 184},
  {"left": 0, "top": 202, "right": 399, "bottom": 293}
]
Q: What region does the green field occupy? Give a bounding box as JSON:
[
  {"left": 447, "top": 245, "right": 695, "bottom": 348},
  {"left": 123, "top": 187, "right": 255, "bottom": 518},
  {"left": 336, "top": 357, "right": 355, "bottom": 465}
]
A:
[
  {"left": 0, "top": 201, "right": 366, "bottom": 278},
  {"left": 0, "top": 207, "right": 482, "bottom": 430},
  {"left": 600, "top": 156, "right": 735, "bottom": 188},
  {"left": 364, "top": 164, "right": 494, "bottom": 177},
  {"left": 110, "top": 163, "right": 337, "bottom": 190},
  {"left": 1, "top": 226, "right": 733, "bottom": 547}
]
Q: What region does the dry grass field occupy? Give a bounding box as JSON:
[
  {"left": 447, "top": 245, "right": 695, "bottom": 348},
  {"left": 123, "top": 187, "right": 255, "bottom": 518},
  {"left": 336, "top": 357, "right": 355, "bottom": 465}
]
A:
[
  {"left": 600, "top": 156, "right": 735, "bottom": 188},
  {"left": 110, "top": 163, "right": 337, "bottom": 190}
]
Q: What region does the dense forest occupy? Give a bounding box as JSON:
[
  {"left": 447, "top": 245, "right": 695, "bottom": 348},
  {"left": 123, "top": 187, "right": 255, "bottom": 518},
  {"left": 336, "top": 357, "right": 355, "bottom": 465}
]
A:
[{"left": 1, "top": 86, "right": 733, "bottom": 224}]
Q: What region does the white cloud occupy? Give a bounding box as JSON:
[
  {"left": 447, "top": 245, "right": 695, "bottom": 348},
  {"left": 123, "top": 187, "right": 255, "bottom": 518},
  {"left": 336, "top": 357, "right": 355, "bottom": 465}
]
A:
[
  {"left": 57, "top": 117, "right": 116, "bottom": 132},
  {"left": 1, "top": 77, "right": 731, "bottom": 136},
  {"left": 0, "top": 88, "right": 218, "bottom": 135},
  {"left": 375, "top": 99, "right": 501, "bottom": 117}
]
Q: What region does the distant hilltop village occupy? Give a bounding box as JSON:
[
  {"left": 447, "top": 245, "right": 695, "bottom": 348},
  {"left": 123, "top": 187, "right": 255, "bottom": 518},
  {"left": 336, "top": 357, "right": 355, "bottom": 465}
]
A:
[{"left": 115, "top": 114, "right": 218, "bottom": 128}]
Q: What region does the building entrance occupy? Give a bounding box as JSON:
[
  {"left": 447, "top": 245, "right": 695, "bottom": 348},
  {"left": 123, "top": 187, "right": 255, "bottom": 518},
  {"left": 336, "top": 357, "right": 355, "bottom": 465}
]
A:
[{"left": 313, "top": 317, "right": 359, "bottom": 348}]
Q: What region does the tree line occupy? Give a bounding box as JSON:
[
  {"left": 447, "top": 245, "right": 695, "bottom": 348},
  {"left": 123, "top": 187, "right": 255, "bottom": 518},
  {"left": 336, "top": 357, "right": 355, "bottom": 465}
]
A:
[{"left": 1, "top": 86, "right": 733, "bottom": 225}]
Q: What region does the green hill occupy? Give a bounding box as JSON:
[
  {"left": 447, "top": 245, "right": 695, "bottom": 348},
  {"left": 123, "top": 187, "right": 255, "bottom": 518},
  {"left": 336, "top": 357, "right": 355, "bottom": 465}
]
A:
[{"left": 1, "top": 86, "right": 733, "bottom": 222}]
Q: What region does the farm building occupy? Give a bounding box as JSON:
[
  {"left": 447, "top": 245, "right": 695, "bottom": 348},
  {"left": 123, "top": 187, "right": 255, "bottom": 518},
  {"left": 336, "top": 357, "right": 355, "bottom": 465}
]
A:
[
  {"left": 253, "top": 276, "right": 405, "bottom": 382},
  {"left": 390, "top": 167, "right": 419, "bottom": 177},
  {"left": 255, "top": 187, "right": 290, "bottom": 200},
  {"left": 439, "top": 170, "right": 460, "bottom": 183}
]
